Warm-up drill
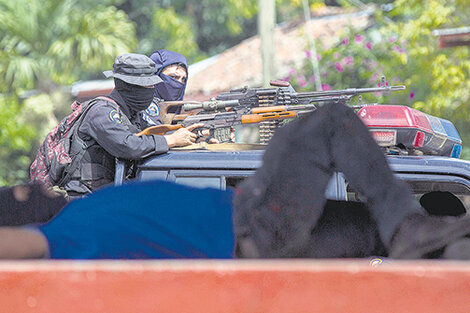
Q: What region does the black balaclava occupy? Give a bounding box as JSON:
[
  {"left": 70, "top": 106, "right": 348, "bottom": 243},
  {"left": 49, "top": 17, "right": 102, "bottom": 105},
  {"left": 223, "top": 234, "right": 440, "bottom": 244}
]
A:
[{"left": 114, "top": 78, "right": 155, "bottom": 114}]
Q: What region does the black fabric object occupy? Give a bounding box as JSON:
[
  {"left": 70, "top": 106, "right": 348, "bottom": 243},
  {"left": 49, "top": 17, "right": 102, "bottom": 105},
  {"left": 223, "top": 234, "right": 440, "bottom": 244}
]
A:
[
  {"left": 0, "top": 182, "right": 67, "bottom": 226},
  {"left": 233, "top": 101, "right": 422, "bottom": 258},
  {"left": 65, "top": 91, "right": 169, "bottom": 197},
  {"left": 114, "top": 78, "right": 155, "bottom": 113},
  {"left": 103, "top": 53, "right": 161, "bottom": 86},
  {"left": 420, "top": 191, "right": 466, "bottom": 217},
  {"left": 156, "top": 73, "right": 186, "bottom": 101},
  {"left": 303, "top": 200, "right": 386, "bottom": 258}
]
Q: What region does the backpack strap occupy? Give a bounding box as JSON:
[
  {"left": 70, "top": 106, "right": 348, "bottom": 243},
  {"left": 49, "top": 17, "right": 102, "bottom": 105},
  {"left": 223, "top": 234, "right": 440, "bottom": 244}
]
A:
[{"left": 57, "top": 96, "right": 117, "bottom": 187}]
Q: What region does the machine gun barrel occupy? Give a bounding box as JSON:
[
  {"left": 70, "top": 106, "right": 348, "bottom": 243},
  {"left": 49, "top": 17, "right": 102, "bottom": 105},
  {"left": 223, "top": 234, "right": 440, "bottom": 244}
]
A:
[
  {"left": 182, "top": 85, "right": 406, "bottom": 112},
  {"left": 294, "top": 85, "right": 406, "bottom": 99}
]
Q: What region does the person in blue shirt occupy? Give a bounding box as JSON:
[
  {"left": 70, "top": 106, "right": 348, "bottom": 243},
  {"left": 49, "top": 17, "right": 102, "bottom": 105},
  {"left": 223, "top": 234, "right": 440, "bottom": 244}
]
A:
[
  {"left": 0, "top": 179, "right": 234, "bottom": 259},
  {"left": 3, "top": 101, "right": 470, "bottom": 260}
]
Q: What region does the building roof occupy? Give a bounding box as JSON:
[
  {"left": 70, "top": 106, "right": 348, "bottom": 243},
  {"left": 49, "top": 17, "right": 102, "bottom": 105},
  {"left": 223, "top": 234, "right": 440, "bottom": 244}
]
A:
[
  {"left": 432, "top": 26, "right": 470, "bottom": 48},
  {"left": 71, "top": 80, "right": 114, "bottom": 101},
  {"left": 185, "top": 5, "right": 376, "bottom": 98}
]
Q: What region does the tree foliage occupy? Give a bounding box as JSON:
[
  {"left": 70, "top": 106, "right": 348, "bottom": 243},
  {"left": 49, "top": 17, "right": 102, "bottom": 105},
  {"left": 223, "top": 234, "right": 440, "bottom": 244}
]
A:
[
  {"left": 0, "top": 0, "right": 136, "bottom": 95},
  {"left": 0, "top": 95, "right": 35, "bottom": 185},
  {"left": 290, "top": 0, "right": 470, "bottom": 158},
  {"left": 110, "top": 0, "right": 258, "bottom": 62},
  {"left": 0, "top": 0, "right": 137, "bottom": 184}
]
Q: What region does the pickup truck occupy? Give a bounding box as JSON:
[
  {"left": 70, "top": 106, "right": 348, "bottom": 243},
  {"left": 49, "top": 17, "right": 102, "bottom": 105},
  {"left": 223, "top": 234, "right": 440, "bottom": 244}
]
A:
[
  {"left": 115, "top": 146, "right": 470, "bottom": 216},
  {"left": 115, "top": 104, "right": 470, "bottom": 216}
]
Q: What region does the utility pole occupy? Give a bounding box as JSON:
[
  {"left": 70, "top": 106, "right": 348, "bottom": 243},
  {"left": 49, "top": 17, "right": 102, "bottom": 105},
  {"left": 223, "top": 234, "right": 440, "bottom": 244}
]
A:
[
  {"left": 258, "top": 0, "right": 276, "bottom": 88},
  {"left": 258, "top": 0, "right": 277, "bottom": 144}
]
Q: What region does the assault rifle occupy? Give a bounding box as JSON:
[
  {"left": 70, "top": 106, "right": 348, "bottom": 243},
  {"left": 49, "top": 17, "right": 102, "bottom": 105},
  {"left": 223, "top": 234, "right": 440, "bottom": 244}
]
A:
[
  {"left": 138, "top": 78, "right": 406, "bottom": 142},
  {"left": 136, "top": 104, "right": 317, "bottom": 142}
]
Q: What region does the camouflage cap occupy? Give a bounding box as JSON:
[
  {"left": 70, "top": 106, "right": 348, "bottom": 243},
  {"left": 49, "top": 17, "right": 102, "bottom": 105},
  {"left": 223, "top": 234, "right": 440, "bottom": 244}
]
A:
[{"left": 103, "top": 53, "right": 163, "bottom": 86}]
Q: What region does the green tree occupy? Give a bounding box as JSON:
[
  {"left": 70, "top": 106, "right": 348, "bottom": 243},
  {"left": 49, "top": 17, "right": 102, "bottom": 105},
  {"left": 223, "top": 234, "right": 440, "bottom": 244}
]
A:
[
  {"left": 290, "top": 0, "right": 470, "bottom": 158},
  {"left": 0, "top": 95, "right": 35, "bottom": 185},
  {"left": 0, "top": 0, "right": 138, "bottom": 184},
  {"left": 112, "top": 0, "right": 258, "bottom": 62},
  {"left": 0, "top": 0, "right": 137, "bottom": 95},
  {"left": 385, "top": 0, "right": 470, "bottom": 156}
]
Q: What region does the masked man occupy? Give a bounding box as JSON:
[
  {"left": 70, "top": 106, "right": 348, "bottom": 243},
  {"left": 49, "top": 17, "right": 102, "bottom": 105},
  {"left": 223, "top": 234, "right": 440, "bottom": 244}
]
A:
[
  {"left": 143, "top": 49, "right": 223, "bottom": 143},
  {"left": 139, "top": 49, "right": 188, "bottom": 126},
  {"left": 64, "top": 53, "right": 201, "bottom": 199}
]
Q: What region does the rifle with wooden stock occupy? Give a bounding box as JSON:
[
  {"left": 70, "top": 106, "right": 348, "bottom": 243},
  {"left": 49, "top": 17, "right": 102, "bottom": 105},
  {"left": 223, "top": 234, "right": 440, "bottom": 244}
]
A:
[
  {"left": 137, "top": 78, "right": 406, "bottom": 142},
  {"left": 136, "top": 104, "right": 317, "bottom": 142}
]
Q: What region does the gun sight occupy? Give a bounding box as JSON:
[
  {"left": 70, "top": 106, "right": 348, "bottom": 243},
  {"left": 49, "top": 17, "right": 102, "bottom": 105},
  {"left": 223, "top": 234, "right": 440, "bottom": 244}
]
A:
[{"left": 183, "top": 99, "right": 239, "bottom": 112}]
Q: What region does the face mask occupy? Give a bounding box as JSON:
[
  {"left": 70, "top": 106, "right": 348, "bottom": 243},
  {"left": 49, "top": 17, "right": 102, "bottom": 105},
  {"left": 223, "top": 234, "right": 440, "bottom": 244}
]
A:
[
  {"left": 115, "top": 79, "right": 155, "bottom": 112},
  {"left": 155, "top": 73, "right": 185, "bottom": 101}
]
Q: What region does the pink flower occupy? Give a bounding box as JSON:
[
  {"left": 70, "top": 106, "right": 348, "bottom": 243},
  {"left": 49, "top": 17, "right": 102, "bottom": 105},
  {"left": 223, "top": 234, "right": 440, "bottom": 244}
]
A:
[
  {"left": 298, "top": 76, "right": 307, "bottom": 87},
  {"left": 309, "top": 75, "right": 316, "bottom": 83},
  {"left": 335, "top": 62, "right": 344, "bottom": 73},
  {"left": 305, "top": 50, "right": 312, "bottom": 58},
  {"left": 322, "top": 72, "right": 329, "bottom": 78},
  {"left": 334, "top": 52, "right": 341, "bottom": 59},
  {"left": 315, "top": 54, "right": 322, "bottom": 61},
  {"left": 389, "top": 36, "right": 396, "bottom": 43},
  {"left": 289, "top": 68, "right": 297, "bottom": 75},
  {"left": 409, "top": 92, "right": 415, "bottom": 99},
  {"left": 376, "top": 80, "right": 388, "bottom": 87},
  {"left": 342, "top": 37, "right": 349, "bottom": 45},
  {"left": 321, "top": 84, "right": 332, "bottom": 91},
  {"left": 366, "top": 42, "right": 373, "bottom": 50},
  {"left": 392, "top": 45, "right": 401, "bottom": 53},
  {"left": 344, "top": 56, "right": 354, "bottom": 65},
  {"left": 354, "top": 35, "right": 364, "bottom": 43}
]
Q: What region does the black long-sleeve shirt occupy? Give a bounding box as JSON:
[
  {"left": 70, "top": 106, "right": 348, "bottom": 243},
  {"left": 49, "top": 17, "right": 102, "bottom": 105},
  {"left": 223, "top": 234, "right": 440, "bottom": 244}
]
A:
[{"left": 64, "top": 90, "right": 169, "bottom": 196}]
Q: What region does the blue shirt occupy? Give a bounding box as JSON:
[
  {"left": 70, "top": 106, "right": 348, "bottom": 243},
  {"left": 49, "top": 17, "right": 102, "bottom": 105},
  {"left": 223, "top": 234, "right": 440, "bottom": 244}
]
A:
[{"left": 39, "top": 180, "right": 235, "bottom": 259}]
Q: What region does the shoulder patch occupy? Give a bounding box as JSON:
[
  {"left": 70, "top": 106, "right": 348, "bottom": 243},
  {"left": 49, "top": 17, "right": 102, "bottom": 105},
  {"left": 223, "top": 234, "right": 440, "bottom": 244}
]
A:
[
  {"left": 145, "top": 103, "right": 160, "bottom": 117},
  {"left": 108, "top": 109, "right": 122, "bottom": 123}
]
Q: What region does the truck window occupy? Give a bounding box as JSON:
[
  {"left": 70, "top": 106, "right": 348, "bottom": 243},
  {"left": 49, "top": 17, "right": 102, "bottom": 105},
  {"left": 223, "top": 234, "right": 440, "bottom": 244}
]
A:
[
  {"left": 175, "top": 176, "right": 222, "bottom": 189},
  {"left": 226, "top": 177, "right": 246, "bottom": 189},
  {"left": 171, "top": 172, "right": 339, "bottom": 200},
  {"left": 168, "top": 170, "right": 254, "bottom": 190},
  {"left": 346, "top": 179, "right": 470, "bottom": 216}
]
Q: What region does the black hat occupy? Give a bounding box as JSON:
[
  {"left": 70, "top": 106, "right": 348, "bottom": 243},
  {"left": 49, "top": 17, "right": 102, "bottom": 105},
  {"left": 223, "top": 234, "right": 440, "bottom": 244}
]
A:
[{"left": 103, "top": 53, "right": 163, "bottom": 86}]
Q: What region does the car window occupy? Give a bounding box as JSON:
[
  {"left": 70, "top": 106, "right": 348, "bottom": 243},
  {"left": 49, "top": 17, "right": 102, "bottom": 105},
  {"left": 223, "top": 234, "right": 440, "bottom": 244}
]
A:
[
  {"left": 347, "top": 179, "right": 470, "bottom": 216},
  {"left": 171, "top": 172, "right": 339, "bottom": 200},
  {"left": 175, "top": 176, "right": 222, "bottom": 189}
]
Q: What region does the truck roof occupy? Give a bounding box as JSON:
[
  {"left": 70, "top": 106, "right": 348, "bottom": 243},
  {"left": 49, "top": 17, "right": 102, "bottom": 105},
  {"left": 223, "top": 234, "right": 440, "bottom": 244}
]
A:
[{"left": 138, "top": 145, "right": 470, "bottom": 178}]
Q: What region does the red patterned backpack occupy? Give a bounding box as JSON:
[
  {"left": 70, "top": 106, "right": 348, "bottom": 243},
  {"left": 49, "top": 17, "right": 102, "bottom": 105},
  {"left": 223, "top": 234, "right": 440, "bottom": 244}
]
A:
[{"left": 30, "top": 96, "right": 116, "bottom": 187}]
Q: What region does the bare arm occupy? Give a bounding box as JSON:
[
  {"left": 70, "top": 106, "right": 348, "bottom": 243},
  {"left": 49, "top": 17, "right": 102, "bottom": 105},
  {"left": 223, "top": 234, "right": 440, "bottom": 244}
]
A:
[
  {"left": 163, "top": 123, "right": 203, "bottom": 147},
  {"left": 0, "top": 228, "right": 48, "bottom": 259}
]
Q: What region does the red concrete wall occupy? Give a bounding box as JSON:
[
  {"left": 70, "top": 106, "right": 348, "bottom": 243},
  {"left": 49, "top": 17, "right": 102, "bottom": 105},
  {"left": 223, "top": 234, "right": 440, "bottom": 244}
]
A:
[{"left": 1, "top": 260, "right": 470, "bottom": 313}]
